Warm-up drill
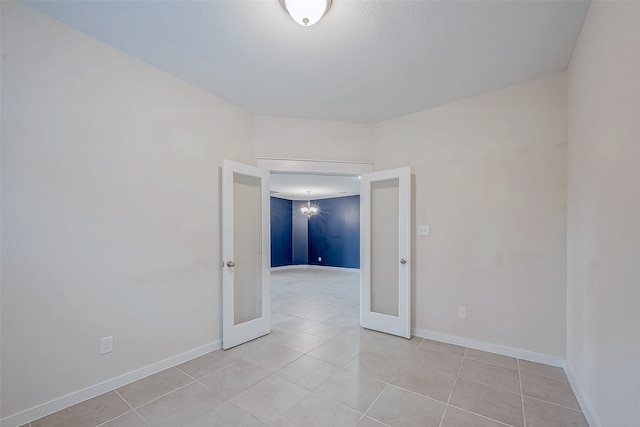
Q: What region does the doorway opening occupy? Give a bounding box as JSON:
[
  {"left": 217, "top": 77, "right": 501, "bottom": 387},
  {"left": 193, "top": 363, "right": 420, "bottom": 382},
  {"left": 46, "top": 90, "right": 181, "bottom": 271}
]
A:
[
  {"left": 269, "top": 173, "right": 362, "bottom": 334},
  {"left": 258, "top": 158, "right": 373, "bottom": 337}
]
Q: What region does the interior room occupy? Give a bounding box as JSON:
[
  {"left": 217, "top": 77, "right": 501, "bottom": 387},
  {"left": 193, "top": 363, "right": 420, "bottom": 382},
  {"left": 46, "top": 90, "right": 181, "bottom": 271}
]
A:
[{"left": 1, "top": 1, "right": 638, "bottom": 426}]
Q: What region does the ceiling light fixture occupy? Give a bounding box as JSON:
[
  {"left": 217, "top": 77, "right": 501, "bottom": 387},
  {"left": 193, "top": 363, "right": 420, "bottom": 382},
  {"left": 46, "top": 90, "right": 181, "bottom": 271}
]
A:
[
  {"left": 279, "top": 0, "right": 332, "bottom": 26},
  {"left": 301, "top": 191, "right": 319, "bottom": 219}
]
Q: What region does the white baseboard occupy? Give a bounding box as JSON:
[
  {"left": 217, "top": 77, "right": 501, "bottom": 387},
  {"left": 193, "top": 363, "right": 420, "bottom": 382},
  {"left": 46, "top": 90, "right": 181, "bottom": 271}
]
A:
[
  {"left": 0, "top": 341, "right": 221, "bottom": 427},
  {"left": 564, "top": 362, "right": 601, "bottom": 427},
  {"left": 412, "top": 328, "right": 565, "bottom": 367},
  {"left": 271, "top": 265, "right": 360, "bottom": 272}
]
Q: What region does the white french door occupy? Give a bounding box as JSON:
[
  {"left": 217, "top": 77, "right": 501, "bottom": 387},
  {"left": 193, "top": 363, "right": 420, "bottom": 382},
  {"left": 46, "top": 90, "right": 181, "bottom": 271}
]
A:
[
  {"left": 221, "top": 160, "right": 271, "bottom": 349},
  {"left": 360, "top": 167, "right": 412, "bottom": 339}
]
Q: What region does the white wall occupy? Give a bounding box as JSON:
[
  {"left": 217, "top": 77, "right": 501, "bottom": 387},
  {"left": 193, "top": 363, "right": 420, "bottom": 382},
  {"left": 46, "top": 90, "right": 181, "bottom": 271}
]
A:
[
  {"left": 566, "top": 2, "right": 640, "bottom": 425},
  {"left": 373, "top": 74, "right": 568, "bottom": 357},
  {"left": 1, "top": 2, "right": 253, "bottom": 418},
  {"left": 254, "top": 115, "right": 373, "bottom": 162}
]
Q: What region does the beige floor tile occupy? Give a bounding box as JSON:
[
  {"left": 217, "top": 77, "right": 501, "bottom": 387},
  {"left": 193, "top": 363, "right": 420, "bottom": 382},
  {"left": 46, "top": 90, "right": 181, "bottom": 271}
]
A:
[
  {"left": 176, "top": 350, "right": 236, "bottom": 379},
  {"left": 458, "top": 358, "right": 521, "bottom": 393},
  {"left": 365, "top": 385, "right": 446, "bottom": 427},
  {"left": 441, "top": 406, "right": 508, "bottom": 427},
  {"left": 465, "top": 348, "right": 518, "bottom": 370},
  {"left": 230, "top": 376, "right": 309, "bottom": 422},
  {"left": 116, "top": 367, "right": 192, "bottom": 408},
  {"left": 271, "top": 303, "right": 310, "bottom": 318},
  {"left": 308, "top": 340, "right": 360, "bottom": 367},
  {"left": 356, "top": 416, "right": 388, "bottom": 426},
  {"left": 198, "top": 360, "right": 271, "bottom": 403},
  {"left": 344, "top": 349, "right": 408, "bottom": 382},
  {"left": 237, "top": 344, "right": 304, "bottom": 372},
  {"left": 97, "top": 411, "right": 147, "bottom": 427},
  {"left": 276, "top": 355, "right": 339, "bottom": 390},
  {"left": 391, "top": 359, "right": 456, "bottom": 402},
  {"left": 372, "top": 333, "right": 422, "bottom": 354},
  {"left": 409, "top": 346, "right": 464, "bottom": 375},
  {"left": 304, "top": 323, "right": 346, "bottom": 339},
  {"left": 332, "top": 328, "right": 382, "bottom": 350},
  {"left": 519, "top": 360, "right": 567, "bottom": 381},
  {"left": 183, "top": 401, "right": 266, "bottom": 427},
  {"left": 279, "top": 317, "right": 319, "bottom": 331},
  {"left": 421, "top": 339, "right": 466, "bottom": 356},
  {"left": 223, "top": 334, "right": 282, "bottom": 358},
  {"left": 279, "top": 332, "right": 327, "bottom": 353},
  {"left": 315, "top": 368, "right": 386, "bottom": 413},
  {"left": 135, "top": 382, "right": 216, "bottom": 426},
  {"left": 523, "top": 396, "right": 589, "bottom": 427},
  {"left": 521, "top": 372, "right": 581, "bottom": 410},
  {"left": 271, "top": 312, "right": 294, "bottom": 325},
  {"left": 324, "top": 315, "right": 361, "bottom": 329},
  {"left": 269, "top": 394, "right": 362, "bottom": 427},
  {"left": 300, "top": 310, "right": 336, "bottom": 322},
  {"left": 449, "top": 378, "right": 524, "bottom": 427},
  {"left": 31, "top": 391, "right": 130, "bottom": 427}
]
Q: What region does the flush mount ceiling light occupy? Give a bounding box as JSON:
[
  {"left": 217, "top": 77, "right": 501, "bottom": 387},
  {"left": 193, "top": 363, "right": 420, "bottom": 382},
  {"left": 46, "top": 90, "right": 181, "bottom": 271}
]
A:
[
  {"left": 301, "top": 191, "right": 319, "bottom": 219},
  {"left": 279, "top": 0, "right": 332, "bottom": 26}
]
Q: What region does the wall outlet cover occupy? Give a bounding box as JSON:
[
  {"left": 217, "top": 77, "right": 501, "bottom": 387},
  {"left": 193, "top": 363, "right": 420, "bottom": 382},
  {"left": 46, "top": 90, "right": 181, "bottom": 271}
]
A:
[{"left": 100, "top": 336, "right": 114, "bottom": 355}]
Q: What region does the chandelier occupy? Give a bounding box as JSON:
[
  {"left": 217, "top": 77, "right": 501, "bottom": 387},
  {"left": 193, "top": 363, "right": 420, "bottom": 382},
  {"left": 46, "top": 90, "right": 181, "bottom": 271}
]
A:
[{"left": 301, "top": 191, "right": 319, "bottom": 219}]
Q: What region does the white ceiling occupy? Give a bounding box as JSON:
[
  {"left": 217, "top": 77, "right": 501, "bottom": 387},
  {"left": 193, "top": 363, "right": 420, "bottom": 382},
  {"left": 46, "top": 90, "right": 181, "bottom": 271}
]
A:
[
  {"left": 25, "top": 0, "right": 590, "bottom": 123},
  {"left": 270, "top": 173, "right": 361, "bottom": 200}
]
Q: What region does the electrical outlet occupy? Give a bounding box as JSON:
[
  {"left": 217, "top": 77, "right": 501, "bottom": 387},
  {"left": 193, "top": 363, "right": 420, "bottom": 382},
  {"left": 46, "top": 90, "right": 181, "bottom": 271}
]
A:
[
  {"left": 318, "top": 256, "right": 322, "bottom": 262},
  {"left": 418, "top": 225, "right": 429, "bottom": 236},
  {"left": 457, "top": 307, "right": 467, "bottom": 320},
  {"left": 100, "top": 336, "right": 113, "bottom": 355}
]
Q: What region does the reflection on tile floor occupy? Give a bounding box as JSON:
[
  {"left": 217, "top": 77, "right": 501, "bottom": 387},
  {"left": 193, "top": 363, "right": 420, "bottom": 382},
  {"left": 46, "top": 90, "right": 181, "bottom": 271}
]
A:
[{"left": 27, "top": 269, "right": 589, "bottom": 427}]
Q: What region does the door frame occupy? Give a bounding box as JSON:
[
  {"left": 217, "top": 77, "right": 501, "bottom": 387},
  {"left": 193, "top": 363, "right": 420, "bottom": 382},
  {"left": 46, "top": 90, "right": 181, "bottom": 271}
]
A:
[
  {"left": 258, "top": 158, "right": 412, "bottom": 338},
  {"left": 257, "top": 157, "right": 373, "bottom": 176}
]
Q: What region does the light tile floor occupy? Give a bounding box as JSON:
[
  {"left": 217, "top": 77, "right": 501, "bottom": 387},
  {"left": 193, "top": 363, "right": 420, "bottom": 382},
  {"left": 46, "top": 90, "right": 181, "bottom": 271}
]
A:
[{"left": 25, "top": 269, "right": 589, "bottom": 427}]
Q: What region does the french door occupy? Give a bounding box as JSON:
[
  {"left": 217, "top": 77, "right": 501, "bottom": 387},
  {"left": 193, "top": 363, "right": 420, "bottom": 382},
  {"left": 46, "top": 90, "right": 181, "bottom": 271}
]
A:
[
  {"left": 360, "top": 167, "right": 412, "bottom": 339},
  {"left": 221, "top": 160, "right": 271, "bottom": 349}
]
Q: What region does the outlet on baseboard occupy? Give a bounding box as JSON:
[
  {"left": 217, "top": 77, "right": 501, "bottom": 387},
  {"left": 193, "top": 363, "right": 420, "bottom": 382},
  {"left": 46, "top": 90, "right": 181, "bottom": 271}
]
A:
[
  {"left": 318, "top": 256, "right": 322, "bottom": 262},
  {"left": 100, "top": 336, "right": 114, "bottom": 355},
  {"left": 457, "top": 307, "right": 467, "bottom": 320}
]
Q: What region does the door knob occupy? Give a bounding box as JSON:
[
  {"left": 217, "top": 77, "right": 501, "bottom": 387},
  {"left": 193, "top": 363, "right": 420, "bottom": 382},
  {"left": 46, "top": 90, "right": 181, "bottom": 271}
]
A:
[
  {"left": 227, "top": 261, "right": 236, "bottom": 267},
  {"left": 400, "top": 258, "right": 407, "bottom": 265}
]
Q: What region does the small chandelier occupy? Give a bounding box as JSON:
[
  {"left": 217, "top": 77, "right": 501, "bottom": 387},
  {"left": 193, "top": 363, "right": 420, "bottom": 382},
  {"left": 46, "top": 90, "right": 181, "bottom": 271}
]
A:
[
  {"left": 279, "top": 0, "right": 332, "bottom": 26},
  {"left": 301, "top": 191, "right": 319, "bottom": 219}
]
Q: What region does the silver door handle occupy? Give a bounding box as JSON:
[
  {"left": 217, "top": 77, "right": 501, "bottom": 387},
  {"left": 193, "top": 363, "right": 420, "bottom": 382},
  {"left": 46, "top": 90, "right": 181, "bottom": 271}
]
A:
[
  {"left": 227, "top": 261, "right": 236, "bottom": 267},
  {"left": 400, "top": 258, "right": 407, "bottom": 265}
]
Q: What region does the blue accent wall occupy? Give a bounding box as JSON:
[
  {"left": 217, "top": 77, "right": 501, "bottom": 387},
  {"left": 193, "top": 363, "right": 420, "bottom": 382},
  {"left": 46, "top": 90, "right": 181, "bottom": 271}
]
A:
[
  {"left": 292, "top": 200, "right": 309, "bottom": 265},
  {"left": 270, "top": 197, "right": 292, "bottom": 267},
  {"left": 271, "top": 195, "right": 360, "bottom": 269},
  {"left": 308, "top": 195, "right": 360, "bottom": 269}
]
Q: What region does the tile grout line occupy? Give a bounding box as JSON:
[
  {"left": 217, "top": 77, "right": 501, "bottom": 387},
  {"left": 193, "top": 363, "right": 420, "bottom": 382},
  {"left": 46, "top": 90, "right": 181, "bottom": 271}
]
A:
[
  {"left": 438, "top": 346, "right": 468, "bottom": 427},
  {"left": 519, "top": 362, "right": 585, "bottom": 413},
  {"left": 175, "top": 361, "right": 236, "bottom": 389},
  {"left": 518, "top": 358, "right": 527, "bottom": 427},
  {"left": 94, "top": 390, "right": 148, "bottom": 427},
  {"left": 524, "top": 395, "right": 586, "bottom": 413},
  {"left": 127, "top": 380, "right": 198, "bottom": 412},
  {"left": 447, "top": 404, "right": 515, "bottom": 427}
]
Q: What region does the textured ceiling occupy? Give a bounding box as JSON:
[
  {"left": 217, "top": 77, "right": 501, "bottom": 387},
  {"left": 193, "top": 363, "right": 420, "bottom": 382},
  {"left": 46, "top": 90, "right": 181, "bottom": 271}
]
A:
[{"left": 25, "top": 0, "right": 590, "bottom": 123}]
